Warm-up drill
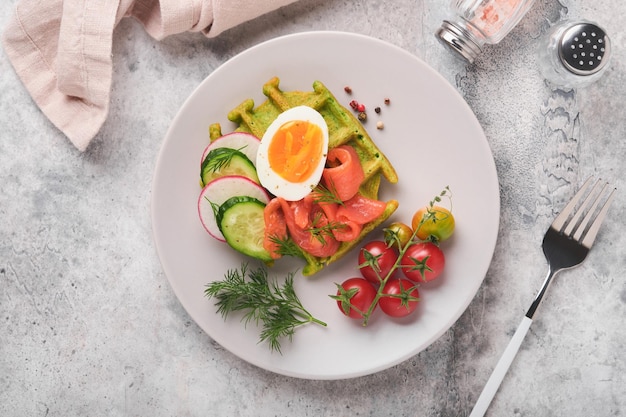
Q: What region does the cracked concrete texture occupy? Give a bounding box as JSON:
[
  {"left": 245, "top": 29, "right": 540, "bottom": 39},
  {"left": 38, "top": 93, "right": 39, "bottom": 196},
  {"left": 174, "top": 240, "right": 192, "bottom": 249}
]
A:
[{"left": 2, "top": 0, "right": 625, "bottom": 416}]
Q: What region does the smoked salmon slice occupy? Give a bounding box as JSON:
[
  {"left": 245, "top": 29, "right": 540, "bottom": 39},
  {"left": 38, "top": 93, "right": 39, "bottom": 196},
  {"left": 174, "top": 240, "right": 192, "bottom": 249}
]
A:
[
  {"left": 263, "top": 198, "right": 288, "bottom": 259},
  {"left": 337, "top": 195, "right": 388, "bottom": 224},
  {"left": 322, "top": 145, "right": 364, "bottom": 201}
]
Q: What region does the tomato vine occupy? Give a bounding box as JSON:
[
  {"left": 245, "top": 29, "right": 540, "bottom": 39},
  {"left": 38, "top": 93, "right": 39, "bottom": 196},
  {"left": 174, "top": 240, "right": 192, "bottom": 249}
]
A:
[{"left": 333, "top": 186, "right": 454, "bottom": 325}]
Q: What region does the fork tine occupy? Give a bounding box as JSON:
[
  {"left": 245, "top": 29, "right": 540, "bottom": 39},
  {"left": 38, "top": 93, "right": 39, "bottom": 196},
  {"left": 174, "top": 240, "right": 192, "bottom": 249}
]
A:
[
  {"left": 551, "top": 177, "right": 593, "bottom": 231},
  {"left": 580, "top": 186, "right": 616, "bottom": 248},
  {"left": 572, "top": 182, "right": 609, "bottom": 241},
  {"left": 564, "top": 179, "right": 603, "bottom": 236}
]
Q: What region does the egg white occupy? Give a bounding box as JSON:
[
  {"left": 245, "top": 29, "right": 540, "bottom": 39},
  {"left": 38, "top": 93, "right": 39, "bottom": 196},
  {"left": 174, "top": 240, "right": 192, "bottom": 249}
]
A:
[{"left": 256, "top": 106, "right": 329, "bottom": 201}]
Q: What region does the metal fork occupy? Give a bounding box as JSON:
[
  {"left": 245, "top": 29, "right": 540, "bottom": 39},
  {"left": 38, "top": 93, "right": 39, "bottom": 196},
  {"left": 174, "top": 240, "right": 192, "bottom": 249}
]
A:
[{"left": 469, "top": 178, "right": 616, "bottom": 417}]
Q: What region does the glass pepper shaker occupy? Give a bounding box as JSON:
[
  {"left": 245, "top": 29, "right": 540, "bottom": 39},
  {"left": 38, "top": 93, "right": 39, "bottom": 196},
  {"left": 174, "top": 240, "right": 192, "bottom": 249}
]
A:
[
  {"left": 436, "top": 0, "right": 536, "bottom": 63},
  {"left": 537, "top": 20, "right": 611, "bottom": 89}
]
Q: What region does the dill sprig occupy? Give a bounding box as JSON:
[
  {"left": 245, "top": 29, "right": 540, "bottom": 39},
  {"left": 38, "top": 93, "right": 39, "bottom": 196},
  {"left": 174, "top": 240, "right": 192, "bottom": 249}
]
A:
[
  {"left": 206, "top": 197, "right": 220, "bottom": 218},
  {"left": 311, "top": 182, "right": 344, "bottom": 206},
  {"left": 203, "top": 147, "right": 246, "bottom": 173},
  {"left": 307, "top": 212, "right": 347, "bottom": 244},
  {"left": 268, "top": 235, "right": 306, "bottom": 259},
  {"left": 204, "top": 264, "right": 327, "bottom": 353}
]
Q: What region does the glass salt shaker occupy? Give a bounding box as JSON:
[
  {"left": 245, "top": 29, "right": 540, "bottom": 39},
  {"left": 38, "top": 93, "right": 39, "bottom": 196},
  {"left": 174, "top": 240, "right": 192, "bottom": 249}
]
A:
[
  {"left": 436, "top": 0, "right": 536, "bottom": 63},
  {"left": 537, "top": 20, "right": 611, "bottom": 89}
]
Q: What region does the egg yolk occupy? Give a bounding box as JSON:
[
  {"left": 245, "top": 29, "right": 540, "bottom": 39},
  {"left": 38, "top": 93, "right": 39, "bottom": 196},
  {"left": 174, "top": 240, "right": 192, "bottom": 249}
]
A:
[{"left": 268, "top": 120, "right": 324, "bottom": 183}]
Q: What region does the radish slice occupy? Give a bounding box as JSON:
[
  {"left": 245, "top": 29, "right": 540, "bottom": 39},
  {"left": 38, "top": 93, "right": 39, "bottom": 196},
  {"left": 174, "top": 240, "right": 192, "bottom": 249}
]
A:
[
  {"left": 198, "top": 175, "right": 271, "bottom": 241},
  {"left": 201, "top": 132, "right": 261, "bottom": 167}
]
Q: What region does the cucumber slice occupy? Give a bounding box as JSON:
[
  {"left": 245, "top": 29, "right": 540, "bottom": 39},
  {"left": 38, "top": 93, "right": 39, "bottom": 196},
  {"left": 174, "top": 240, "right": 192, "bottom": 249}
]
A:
[
  {"left": 218, "top": 196, "right": 272, "bottom": 262},
  {"left": 198, "top": 175, "right": 270, "bottom": 241},
  {"left": 200, "top": 132, "right": 260, "bottom": 167},
  {"left": 201, "top": 147, "right": 259, "bottom": 186}
]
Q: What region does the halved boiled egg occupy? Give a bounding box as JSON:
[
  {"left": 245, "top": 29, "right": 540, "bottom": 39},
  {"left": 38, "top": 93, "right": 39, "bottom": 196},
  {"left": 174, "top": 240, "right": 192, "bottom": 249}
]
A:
[{"left": 256, "top": 105, "right": 329, "bottom": 201}]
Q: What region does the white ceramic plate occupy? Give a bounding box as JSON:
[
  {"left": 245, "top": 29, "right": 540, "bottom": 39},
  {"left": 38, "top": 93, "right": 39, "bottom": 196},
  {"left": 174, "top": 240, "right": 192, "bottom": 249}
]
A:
[{"left": 152, "top": 31, "right": 500, "bottom": 380}]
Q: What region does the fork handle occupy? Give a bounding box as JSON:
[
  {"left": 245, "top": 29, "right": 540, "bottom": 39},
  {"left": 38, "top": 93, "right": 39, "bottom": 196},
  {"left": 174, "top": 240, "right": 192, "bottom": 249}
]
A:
[{"left": 469, "top": 316, "right": 533, "bottom": 417}]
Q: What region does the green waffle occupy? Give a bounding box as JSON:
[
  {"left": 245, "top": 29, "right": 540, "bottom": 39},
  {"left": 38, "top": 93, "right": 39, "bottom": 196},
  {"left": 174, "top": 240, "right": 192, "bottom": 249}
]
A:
[{"left": 209, "top": 77, "right": 399, "bottom": 275}]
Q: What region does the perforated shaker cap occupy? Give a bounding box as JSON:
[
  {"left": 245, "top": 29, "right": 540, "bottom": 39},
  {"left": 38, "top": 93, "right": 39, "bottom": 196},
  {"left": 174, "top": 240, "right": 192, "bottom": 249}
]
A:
[
  {"left": 558, "top": 22, "right": 611, "bottom": 76},
  {"left": 436, "top": 21, "right": 482, "bottom": 63}
]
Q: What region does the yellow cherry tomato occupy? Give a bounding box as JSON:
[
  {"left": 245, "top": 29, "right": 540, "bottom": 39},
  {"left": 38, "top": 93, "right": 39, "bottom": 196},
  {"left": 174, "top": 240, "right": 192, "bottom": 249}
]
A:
[
  {"left": 411, "top": 205, "right": 455, "bottom": 242},
  {"left": 383, "top": 222, "right": 414, "bottom": 250}
]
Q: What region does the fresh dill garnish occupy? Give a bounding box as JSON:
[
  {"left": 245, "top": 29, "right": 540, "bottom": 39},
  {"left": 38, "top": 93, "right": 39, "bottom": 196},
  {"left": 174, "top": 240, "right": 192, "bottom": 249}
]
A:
[
  {"left": 307, "top": 212, "right": 347, "bottom": 244},
  {"left": 207, "top": 197, "right": 220, "bottom": 219},
  {"left": 268, "top": 235, "right": 306, "bottom": 259},
  {"left": 203, "top": 147, "right": 246, "bottom": 173},
  {"left": 311, "top": 182, "right": 344, "bottom": 206},
  {"left": 204, "top": 264, "right": 326, "bottom": 353}
]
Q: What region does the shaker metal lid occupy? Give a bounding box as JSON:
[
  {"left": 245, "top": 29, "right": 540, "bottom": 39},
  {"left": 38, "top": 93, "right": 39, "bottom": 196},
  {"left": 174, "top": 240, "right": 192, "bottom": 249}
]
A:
[
  {"left": 558, "top": 22, "right": 611, "bottom": 76},
  {"left": 436, "top": 20, "right": 482, "bottom": 63}
]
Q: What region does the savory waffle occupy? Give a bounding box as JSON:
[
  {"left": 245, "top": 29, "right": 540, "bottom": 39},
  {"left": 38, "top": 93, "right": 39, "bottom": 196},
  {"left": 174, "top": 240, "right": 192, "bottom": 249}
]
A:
[{"left": 209, "top": 77, "right": 399, "bottom": 275}]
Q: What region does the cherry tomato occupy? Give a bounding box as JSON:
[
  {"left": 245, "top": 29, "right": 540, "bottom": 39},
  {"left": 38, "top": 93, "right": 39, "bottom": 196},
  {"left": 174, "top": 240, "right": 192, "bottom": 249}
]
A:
[
  {"left": 383, "top": 222, "right": 414, "bottom": 250},
  {"left": 334, "top": 278, "right": 377, "bottom": 319},
  {"left": 378, "top": 278, "right": 420, "bottom": 317},
  {"left": 400, "top": 242, "right": 445, "bottom": 282},
  {"left": 358, "top": 240, "right": 399, "bottom": 283},
  {"left": 411, "top": 205, "right": 455, "bottom": 242}
]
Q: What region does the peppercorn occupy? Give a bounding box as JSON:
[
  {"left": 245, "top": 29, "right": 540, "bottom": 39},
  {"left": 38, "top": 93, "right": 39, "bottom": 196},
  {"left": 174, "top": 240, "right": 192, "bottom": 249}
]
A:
[
  {"left": 349, "top": 100, "right": 359, "bottom": 110},
  {"left": 344, "top": 86, "right": 352, "bottom": 94},
  {"left": 376, "top": 121, "right": 384, "bottom": 130},
  {"left": 357, "top": 103, "right": 366, "bottom": 112},
  {"left": 358, "top": 112, "right": 367, "bottom": 122},
  {"left": 374, "top": 106, "right": 381, "bottom": 114},
  {"left": 384, "top": 98, "right": 390, "bottom": 105}
]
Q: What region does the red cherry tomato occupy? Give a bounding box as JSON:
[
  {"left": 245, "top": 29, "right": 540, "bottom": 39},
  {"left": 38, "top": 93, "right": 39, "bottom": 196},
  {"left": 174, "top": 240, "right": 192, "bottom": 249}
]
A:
[
  {"left": 334, "top": 278, "right": 378, "bottom": 319},
  {"left": 378, "top": 278, "right": 420, "bottom": 317},
  {"left": 358, "top": 240, "right": 398, "bottom": 283},
  {"left": 400, "top": 242, "right": 445, "bottom": 282}
]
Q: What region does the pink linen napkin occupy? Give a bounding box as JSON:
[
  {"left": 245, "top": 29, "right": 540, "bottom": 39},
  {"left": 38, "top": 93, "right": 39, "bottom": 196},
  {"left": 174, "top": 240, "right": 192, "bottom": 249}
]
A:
[{"left": 2, "top": 0, "right": 299, "bottom": 151}]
